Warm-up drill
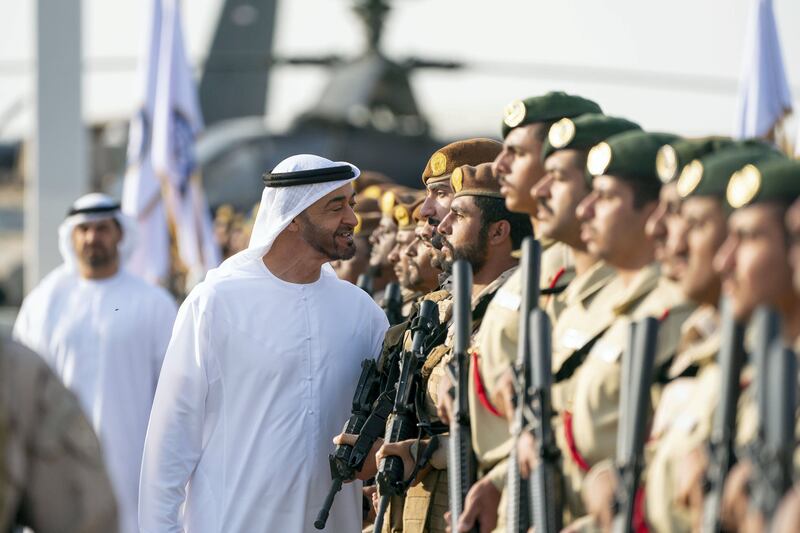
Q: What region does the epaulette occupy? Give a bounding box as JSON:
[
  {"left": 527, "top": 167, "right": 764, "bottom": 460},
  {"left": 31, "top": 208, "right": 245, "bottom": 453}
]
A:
[{"left": 422, "top": 289, "right": 451, "bottom": 304}]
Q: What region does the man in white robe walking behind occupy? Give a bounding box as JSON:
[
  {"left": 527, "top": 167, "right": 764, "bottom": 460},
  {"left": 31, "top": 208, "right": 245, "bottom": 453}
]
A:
[
  {"left": 139, "top": 154, "right": 390, "bottom": 532},
  {"left": 13, "top": 193, "right": 178, "bottom": 533}
]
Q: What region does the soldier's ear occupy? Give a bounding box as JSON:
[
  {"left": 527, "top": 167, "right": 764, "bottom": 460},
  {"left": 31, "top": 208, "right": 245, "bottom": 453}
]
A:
[{"left": 488, "top": 219, "right": 511, "bottom": 245}]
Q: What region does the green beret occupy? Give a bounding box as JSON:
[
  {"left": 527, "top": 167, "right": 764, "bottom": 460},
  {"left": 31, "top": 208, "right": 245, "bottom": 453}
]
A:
[
  {"left": 587, "top": 131, "right": 680, "bottom": 185},
  {"left": 677, "top": 142, "right": 784, "bottom": 201},
  {"left": 501, "top": 92, "right": 602, "bottom": 139},
  {"left": 541, "top": 113, "right": 641, "bottom": 163},
  {"left": 726, "top": 157, "right": 800, "bottom": 209},
  {"left": 655, "top": 137, "right": 736, "bottom": 184}
]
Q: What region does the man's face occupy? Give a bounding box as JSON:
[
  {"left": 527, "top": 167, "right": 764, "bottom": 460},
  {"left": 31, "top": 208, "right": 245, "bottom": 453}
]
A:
[
  {"left": 419, "top": 181, "right": 453, "bottom": 243},
  {"left": 680, "top": 196, "right": 727, "bottom": 305},
  {"left": 297, "top": 183, "right": 358, "bottom": 261},
  {"left": 331, "top": 235, "right": 371, "bottom": 284},
  {"left": 388, "top": 229, "right": 416, "bottom": 286},
  {"left": 403, "top": 236, "right": 437, "bottom": 291},
  {"left": 645, "top": 182, "right": 687, "bottom": 281},
  {"left": 785, "top": 197, "right": 800, "bottom": 294},
  {"left": 493, "top": 124, "right": 545, "bottom": 215},
  {"left": 437, "top": 196, "right": 488, "bottom": 274},
  {"left": 72, "top": 218, "right": 122, "bottom": 271},
  {"left": 714, "top": 204, "right": 794, "bottom": 321},
  {"left": 533, "top": 150, "right": 590, "bottom": 248},
  {"left": 368, "top": 216, "right": 397, "bottom": 268},
  {"left": 576, "top": 175, "right": 654, "bottom": 267}
]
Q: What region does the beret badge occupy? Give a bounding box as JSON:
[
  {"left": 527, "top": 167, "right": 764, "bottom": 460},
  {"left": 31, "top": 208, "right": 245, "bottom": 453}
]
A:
[
  {"left": 548, "top": 118, "right": 576, "bottom": 149},
  {"left": 727, "top": 164, "right": 761, "bottom": 208},
  {"left": 587, "top": 142, "right": 613, "bottom": 176},
  {"left": 430, "top": 152, "right": 448, "bottom": 176},
  {"left": 503, "top": 99, "right": 526, "bottom": 128},
  {"left": 676, "top": 160, "right": 704, "bottom": 198},
  {"left": 656, "top": 145, "right": 679, "bottom": 184},
  {"left": 393, "top": 205, "right": 411, "bottom": 227}
]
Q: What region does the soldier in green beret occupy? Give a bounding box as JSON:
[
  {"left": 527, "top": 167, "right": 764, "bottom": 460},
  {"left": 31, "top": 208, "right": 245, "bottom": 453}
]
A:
[
  {"left": 536, "top": 130, "right": 694, "bottom": 522},
  {"left": 710, "top": 157, "right": 800, "bottom": 533},
  {"left": 647, "top": 137, "right": 736, "bottom": 282},
  {"left": 576, "top": 143, "right": 783, "bottom": 532}
]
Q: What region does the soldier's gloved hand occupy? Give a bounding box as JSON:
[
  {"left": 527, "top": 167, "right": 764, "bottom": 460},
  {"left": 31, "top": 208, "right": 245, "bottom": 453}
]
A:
[
  {"left": 674, "top": 445, "right": 708, "bottom": 529},
  {"left": 491, "top": 367, "right": 516, "bottom": 423},
  {"left": 444, "top": 476, "right": 500, "bottom": 533},
  {"left": 332, "top": 433, "right": 383, "bottom": 480},
  {"left": 720, "top": 460, "right": 753, "bottom": 533},
  {"left": 582, "top": 463, "right": 618, "bottom": 532},
  {"left": 516, "top": 431, "right": 539, "bottom": 479},
  {"left": 437, "top": 373, "right": 454, "bottom": 424}
]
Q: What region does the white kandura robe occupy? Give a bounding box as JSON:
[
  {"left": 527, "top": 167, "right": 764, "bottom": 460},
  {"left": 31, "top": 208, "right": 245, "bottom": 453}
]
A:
[
  {"left": 13, "top": 266, "right": 177, "bottom": 533},
  {"left": 139, "top": 258, "right": 389, "bottom": 533}
]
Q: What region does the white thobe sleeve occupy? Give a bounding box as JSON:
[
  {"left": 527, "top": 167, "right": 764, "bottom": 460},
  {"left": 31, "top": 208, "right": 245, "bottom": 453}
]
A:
[
  {"left": 139, "top": 296, "right": 212, "bottom": 533},
  {"left": 12, "top": 292, "right": 37, "bottom": 350}
]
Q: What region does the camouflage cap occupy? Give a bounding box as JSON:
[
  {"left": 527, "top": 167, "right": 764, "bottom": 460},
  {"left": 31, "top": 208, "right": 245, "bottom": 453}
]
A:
[
  {"left": 421, "top": 138, "right": 503, "bottom": 185},
  {"left": 656, "top": 136, "right": 735, "bottom": 184},
  {"left": 677, "top": 142, "right": 784, "bottom": 201},
  {"left": 541, "top": 113, "right": 641, "bottom": 164},
  {"left": 501, "top": 91, "right": 602, "bottom": 139},
  {"left": 726, "top": 157, "right": 800, "bottom": 209},
  {"left": 451, "top": 163, "right": 503, "bottom": 199},
  {"left": 587, "top": 130, "right": 680, "bottom": 185}
]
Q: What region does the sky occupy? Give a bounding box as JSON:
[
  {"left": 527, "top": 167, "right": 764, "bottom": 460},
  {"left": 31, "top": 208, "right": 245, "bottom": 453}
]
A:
[{"left": 1, "top": 0, "right": 800, "bottom": 141}]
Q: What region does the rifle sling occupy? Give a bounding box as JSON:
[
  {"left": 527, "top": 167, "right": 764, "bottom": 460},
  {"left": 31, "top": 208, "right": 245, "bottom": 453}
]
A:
[{"left": 553, "top": 326, "right": 611, "bottom": 383}]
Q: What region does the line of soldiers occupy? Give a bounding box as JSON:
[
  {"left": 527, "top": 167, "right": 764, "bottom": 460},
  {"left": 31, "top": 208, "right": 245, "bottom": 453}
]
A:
[{"left": 321, "top": 91, "right": 800, "bottom": 533}]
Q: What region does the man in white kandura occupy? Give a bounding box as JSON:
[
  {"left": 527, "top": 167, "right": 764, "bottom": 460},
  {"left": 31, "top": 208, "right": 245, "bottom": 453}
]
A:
[
  {"left": 13, "top": 193, "right": 178, "bottom": 533},
  {"left": 139, "top": 154, "right": 390, "bottom": 532}
]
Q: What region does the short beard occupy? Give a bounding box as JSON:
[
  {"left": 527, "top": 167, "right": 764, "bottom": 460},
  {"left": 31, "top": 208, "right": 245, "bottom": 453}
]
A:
[
  {"left": 442, "top": 226, "right": 489, "bottom": 275},
  {"left": 80, "top": 246, "right": 116, "bottom": 269},
  {"left": 298, "top": 214, "right": 356, "bottom": 261}
]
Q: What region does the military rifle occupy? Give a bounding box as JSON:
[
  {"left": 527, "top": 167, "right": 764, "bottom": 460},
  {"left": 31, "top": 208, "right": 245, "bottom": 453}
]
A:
[
  {"left": 373, "top": 299, "right": 440, "bottom": 533},
  {"left": 701, "top": 298, "right": 746, "bottom": 533},
  {"left": 611, "top": 317, "right": 660, "bottom": 533},
  {"left": 748, "top": 307, "right": 794, "bottom": 523},
  {"left": 446, "top": 260, "right": 478, "bottom": 533},
  {"left": 315, "top": 358, "right": 395, "bottom": 529},
  {"left": 384, "top": 282, "right": 404, "bottom": 326},
  {"left": 507, "top": 236, "right": 541, "bottom": 533},
  {"left": 526, "top": 307, "right": 561, "bottom": 533}
]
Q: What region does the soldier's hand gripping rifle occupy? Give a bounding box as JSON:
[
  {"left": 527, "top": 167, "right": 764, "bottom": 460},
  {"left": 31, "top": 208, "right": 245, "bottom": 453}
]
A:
[
  {"left": 315, "top": 358, "right": 395, "bottom": 529},
  {"left": 701, "top": 298, "right": 746, "bottom": 533},
  {"left": 611, "top": 317, "right": 660, "bottom": 533},
  {"left": 526, "top": 307, "right": 562, "bottom": 533},
  {"left": 446, "top": 260, "right": 478, "bottom": 533},
  {"left": 384, "top": 282, "right": 404, "bottom": 326},
  {"left": 507, "top": 236, "right": 541, "bottom": 533},
  {"left": 373, "top": 299, "right": 440, "bottom": 533},
  {"left": 748, "top": 307, "right": 795, "bottom": 524}
]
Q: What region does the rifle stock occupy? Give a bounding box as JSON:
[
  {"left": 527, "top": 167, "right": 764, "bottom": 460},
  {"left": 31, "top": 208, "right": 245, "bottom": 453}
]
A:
[{"left": 384, "top": 282, "right": 404, "bottom": 326}]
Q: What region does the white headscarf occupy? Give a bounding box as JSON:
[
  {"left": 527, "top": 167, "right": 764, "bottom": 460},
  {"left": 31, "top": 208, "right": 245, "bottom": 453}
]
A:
[
  {"left": 206, "top": 154, "right": 360, "bottom": 281},
  {"left": 58, "top": 193, "right": 138, "bottom": 273}
]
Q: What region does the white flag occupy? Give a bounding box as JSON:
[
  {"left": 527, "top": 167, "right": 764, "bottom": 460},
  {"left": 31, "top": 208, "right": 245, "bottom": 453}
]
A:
[
  {"left": 123, "top": 0, "right": 220, "bottom": 288},
  {"left": 734, "top": 0, "right": 793, "bottom": 140},
  {"left": 122, "top": 0, "right": 170, "bottom": 285}
]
